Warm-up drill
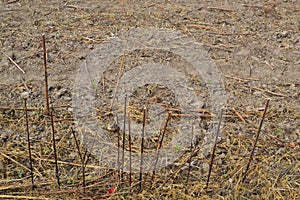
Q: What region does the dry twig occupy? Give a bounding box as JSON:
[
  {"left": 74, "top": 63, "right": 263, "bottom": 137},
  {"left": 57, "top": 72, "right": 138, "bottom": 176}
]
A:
[
  {"left": 42, "top": 34, "right": 50, "bottom": 114},
  {"left": 0, "top": 50, "right": 25, "bottom": 74},
  {"left": 24, "top": 99, "right": 35, "bottom": 189},
  {"left": 242, "top": 99, "right": 270, "bottom": 183},
  {"left": 206, "top": 109, "right": 224, "bottom": 188}
]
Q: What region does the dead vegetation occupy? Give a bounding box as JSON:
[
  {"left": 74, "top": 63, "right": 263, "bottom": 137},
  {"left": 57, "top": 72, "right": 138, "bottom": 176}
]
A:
[{"left": 0, "top": 0, "right": 299, "bottom": 199}]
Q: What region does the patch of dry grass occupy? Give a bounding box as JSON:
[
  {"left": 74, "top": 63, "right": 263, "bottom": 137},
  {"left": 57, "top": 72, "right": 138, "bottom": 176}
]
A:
[{"left": 0, "top": 99, "right": 299, "bottom": 199}]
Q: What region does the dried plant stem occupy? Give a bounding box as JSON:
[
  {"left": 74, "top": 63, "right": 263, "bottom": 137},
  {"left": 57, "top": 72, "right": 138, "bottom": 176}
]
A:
[
  {"left": 0, "top": 105, "right": 69, "bottom": 111},
  {"left": 50, "top": 109, "right": 60, "bottom": 187},
  {"left": 223, "top": 74, "right": 259, "bottom": 83},
  {"left": 0, "top": 152, "right": 35, "bottom": 175},
  {"left": 0, "top": 50, "right": 25, "bottom": 74},
  {"left": 42, "top": 34, "right": 50, "bottom": 114},
  {"left": 0, "top": 195, "right": 43, "bottom": 199},
  {"left": 185, "top": 122, "right": 194, "bottom": 193},
  {"left": 206, "top": 108, "right": 224, "bottom": 188},
  {"left": 71, "top": 128, "right": 86, "bottom": 192},
  {"left": 81, "top": 148, "right": 90, "bottom": 193},
  {"left": 139, "top": 105, "right": 147, "bottom": 192},
  {"left": 39, "top": 158, "right": 100, "bottom": 169},
  {"left": 128, "top": 112, "right": 132, "bottom": 188},
  {"left": 232, "top": 107, "right": 246, "bottom": 123},
  {"left": 110, "top": 51, "right": 125, "bottom": 111},
  {"left": 24, "top": 99, "right": 34, "bottom": 189},
  {"left": 0, "top": 106, "right": 42, "bottom": 111},
  {"left": 117, "top": 114, "right": 121, "bottom": 184},
  {"left": 242, "top": 98, "right": 270, "bottom": 183},
  {"left": 207, "top": 6, "right": 233, "bottom": 12},
  {"left": 151, "top": 112, "right": 171, "bottom": 182},
  {"left": 253, "top": 87, "right": 288, "bottom": 97},
  {"left": 121, "top": 95, "right": 127, "bottom": 181}
]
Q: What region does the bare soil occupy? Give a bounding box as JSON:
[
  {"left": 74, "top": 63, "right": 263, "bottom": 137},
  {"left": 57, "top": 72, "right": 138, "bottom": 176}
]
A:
[{"left": 0, "top": 0, "right": 299, "bottom": 199}]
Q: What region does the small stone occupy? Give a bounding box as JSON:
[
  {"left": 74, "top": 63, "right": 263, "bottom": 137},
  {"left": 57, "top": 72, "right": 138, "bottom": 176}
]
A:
[
  {"left": 281, "top": 31, "right": 288, "bottom": 37},
  {"left": 202, "top": 163, "right": 210, "bottom": 173},
  {"left": 188, "top": 99, "right": 204, "bottom": 108},
  {"left": 47, "top": 53, "right": 54, "bottom": 63},
  {"left": 63, "top": 96, "right": 72, "bottom": 101},
  {"left": 217, "top": 158, "right": 223, "bottom": 165},
  {"left": 21, "top": 42, "right": 29, "bottom": 49},
  {"left": 21, "top": 91, "right": 30, "bottom": 99}
]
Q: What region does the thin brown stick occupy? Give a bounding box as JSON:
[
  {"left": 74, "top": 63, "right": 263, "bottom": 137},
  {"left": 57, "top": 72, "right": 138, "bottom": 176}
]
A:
[
  {"left": 128, "top": 112, "right": 132, "bottom": 188},
  {"left": 265, "top": 90, "right": 288, "bottom": 97},
  {"left": 0, "top": 105, "right": 69, "bottom": 111},
  {"left": 24, "top": 99, "right": 35, "bottom": 189},
  {"left": 66, "top": 5, "right": 85, "bottom": 9},
  {"left": 38, "top": 158, "right": 108, "bottom": 169},
  {"left": 71, "top": 128, "right": 82, "bottom": 160},
  {"left": 110, "top": 49, "right": 126, "bottom": 111},
  {"left": 151, "top": 112, "right": 171, "bottom": 182},
  {"left": 242, "top": 98, "right": 270, "bottom": 183},
  {"left": 170, "top": 113, "right": 213, "bottom": 118},
  {"left": 208, "top": 32, "right": 253, "bottom": 36},
  {"left": 121, "top": 95, "right": 127, "bottom": 181},
  {"left": 0, "top": 152, "right": 42, "bottom": 177},
  {"left": 71, "top": 128, "right": 86, "bottom": 192},
  {"left": 117, "top": 114, "right": 121, "bottom": 184},
  {"left": 186, "top": 24, "right": 217, "bottom": 31},
  {"left": 0, "top": 106, "right": 42, "bottom": 111},
  {"left": 185, "top": 122, "right": 195, "bottom": 194},
  {"left": 241, "top": 4, "right": 263, "bottom": 8},
  {"left": 20, "top": 78, "right": 30, "bottom": 93},
  {"left": 207, "top": 6, "right": 234, "bottom": 12},
  {"left": 44, "top": 118, "right": 74, "bottom": 123},
  {"left": 223, "top": 75, "right": 259, "bottom": 83},
  {"left": 0, "top": 179, "right": 56, "bottom": 191},
  {"left": 206, "top": 108, "right": 224, "bottom": 188},
  {"left": 42, "top": 34, "right": 50, "bottom": 114},
  {"left": 232, "top": 107, "right": 246, "bottom": 123},
  {"left": 0, "top": 50, "right": 25, "bottom": 73},
  {"left": 50, "top": 109, "right": 60, "bottom": 187},
  {"left": 81, "top": 147, "right": 90, "bottom": 193},
  {"left": 0, "top": 176, "right": 32, "bottom": 184},
  {"left": 264, "top": 60, "right": 275, "bottom": 70},
  {"left": 0, "top": 195, "right": 47, "bottom": 200},
  {"left": 253, "top": 87, "right": 288, "bottom": 97},
  {"left": 139, "top": 105, "right": 147, "bottom": 192}
]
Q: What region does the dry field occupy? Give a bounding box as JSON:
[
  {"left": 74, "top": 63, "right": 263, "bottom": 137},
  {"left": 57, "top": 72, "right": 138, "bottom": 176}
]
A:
[{"left": 0, "top": 0, "right": 299, "bottom": 199}]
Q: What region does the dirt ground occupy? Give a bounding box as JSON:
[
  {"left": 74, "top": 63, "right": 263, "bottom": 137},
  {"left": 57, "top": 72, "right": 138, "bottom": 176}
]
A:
[{"left": 0, "top": 0, "right": 299, "bottom": 199}]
